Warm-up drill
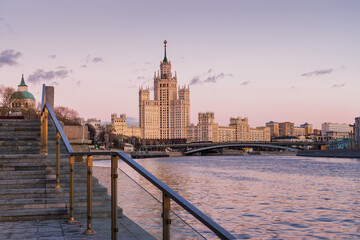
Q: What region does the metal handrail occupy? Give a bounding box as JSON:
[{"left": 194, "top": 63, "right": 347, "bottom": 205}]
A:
[{"left": 40, "top": 84, "right": 235, "bottom": 240}]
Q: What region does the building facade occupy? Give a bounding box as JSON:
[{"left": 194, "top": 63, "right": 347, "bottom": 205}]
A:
[
  {"left": 321, "top": 122, "right": 350, "bottom": 141},
  {"left": 111, "top": 113, "right": 142, "bottom": 139},
  {"left": 139, "top": 41, "right": 190, "bottom": 140},
  {"left": 187, "top": 113, "right": 270, "bottom": 143},
  {"left": 279, "top": 122, "right": 295, "bottom": 137},
  {"left": 300, "top": 123, "right": 313, "bottom": 136},
  {"left": 266, "top": 121, "right": 279, "bottom": 139},
  {"left": 354, "top": 117, "right": 360, "bottom": 148}
]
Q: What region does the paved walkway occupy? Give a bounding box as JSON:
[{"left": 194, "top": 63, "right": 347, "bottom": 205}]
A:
[{"left": 0, "top": 216, "right": 157, "bottom": 240}]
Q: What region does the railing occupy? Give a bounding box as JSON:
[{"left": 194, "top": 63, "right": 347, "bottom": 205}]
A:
[{"left": 40, "top": 84, "right": 235, "bottom": 240}]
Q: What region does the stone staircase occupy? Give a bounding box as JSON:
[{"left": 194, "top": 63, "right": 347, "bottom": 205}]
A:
[{"left": 0, "top": 119, "right": 121, "bottom": 222}]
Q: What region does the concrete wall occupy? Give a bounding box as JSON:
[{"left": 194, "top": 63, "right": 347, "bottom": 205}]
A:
[{"left": 63, "top": 126, "right": 89, "bottom": 140}]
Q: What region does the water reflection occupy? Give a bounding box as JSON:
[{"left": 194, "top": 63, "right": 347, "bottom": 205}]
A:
[{"left": 94, "top": 155, "right": 360, "bottom": 239}]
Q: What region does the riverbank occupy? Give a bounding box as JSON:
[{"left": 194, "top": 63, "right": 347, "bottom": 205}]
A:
[{"left": 297, "top": 149, "right": 360, "bottom": 158}]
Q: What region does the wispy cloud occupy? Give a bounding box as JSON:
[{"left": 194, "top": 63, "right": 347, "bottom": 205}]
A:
[
  {"left": 86, "top": 55, "right": 104, "bottom": 63},
  {"left": 190, "top": 76, "right": 201, "bottom": 85},
  {"left": 134, "top": 68, "right": 148, "bottom": 72},
  {"left": 81, "top": 65, "right": 87, "bottom": 68},
  {"left": 92, "top": 57, "right": 103, "bottom": 63},
  {"left": 240, "top": 81, "right": 251, "bottom": 86},
  {"left": 301, "top": 69, "right": 333, "bottom": 77},
  {"left": 332, "top": 83, "right": 345, "bottom": 88},
  {"left": 0, "top": 49, "right": 22, "bottom": 67},
  {"left": 189, "top": 69, "right": 233, "bottom": 85},
  {"left": 0, "top": 17, "right": 13, "bottom": 35},
  {"left": 28, "top": 68, "right": 72, "bottom": 85},
  {"left": 48, "top": 54, "right": 56, "bottom": 59}
]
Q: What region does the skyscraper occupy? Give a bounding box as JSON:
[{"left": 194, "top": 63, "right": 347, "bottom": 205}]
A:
[{"left": 139, "top": 41, "right": 190, "bottom": 141}]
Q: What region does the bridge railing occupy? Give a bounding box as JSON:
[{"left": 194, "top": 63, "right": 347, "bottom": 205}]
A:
[{"left": 40, "top": 84, "right": 235, "bottom": 240}]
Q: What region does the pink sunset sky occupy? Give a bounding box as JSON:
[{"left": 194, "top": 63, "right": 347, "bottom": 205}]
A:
[{"left": 1, "top": 0, "right": 359, "bottom": 129}]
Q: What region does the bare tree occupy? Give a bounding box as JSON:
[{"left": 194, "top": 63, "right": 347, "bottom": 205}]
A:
[
  {"left": 0, "top": 85, "right": 15, "bottom": 107},
  {"left": 53, "top": 106, "right": 80, "bottom": 125}
]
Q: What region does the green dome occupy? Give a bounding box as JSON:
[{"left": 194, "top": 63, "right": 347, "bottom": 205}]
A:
[{"left": 10, "top": 91, "right": 35, "bottom": 100}]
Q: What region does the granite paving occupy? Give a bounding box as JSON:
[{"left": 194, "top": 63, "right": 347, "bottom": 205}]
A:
[{"left": 0, "top": 216, "right": 156, "bottom": 240}]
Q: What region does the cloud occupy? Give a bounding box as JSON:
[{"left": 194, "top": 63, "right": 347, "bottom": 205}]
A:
[
  {"left": 0, "top": 49, "right": 22, "bottom": 67},
  {"left": 332, "top": 83, "right": 345, "bottom": 88},
  {"left": 190, "top": 76, "right": 201, "bottom": 85},
  {"left": 134, "top": 68, "right": 148, "bottom": 72},
  {"left": 48, "top": 54, "right": 56, "bottom": 59},
  {"left": 81, "top": 65, "right": 87, "bottom": 68},
  {"left": 76, "top": 81, "right": 81, "bottom": 86},
  {"left": 28, "top": 68, "right": 72, "bottom": 84},
  {"left": 241, "top": 81, "right": 251, "bottom": 86},
  {"left": 190, "top": 70, "right": 233, "bottom": 85},
  {"left": 92, "top": 57, "right": 103, "bottom": 63},
  {"left": 301, "top": 69, "right": 333, "bottom": 77},
  {"left": 85, "top": 55, "right": 104, "bottom": 63},
  {"left": 0, "top": 17, "right": 13, "bottom": 35}
]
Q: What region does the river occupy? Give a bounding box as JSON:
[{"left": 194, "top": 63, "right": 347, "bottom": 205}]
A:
[{"left": 93, "top": 155, "right": 360, "bottom": 239}]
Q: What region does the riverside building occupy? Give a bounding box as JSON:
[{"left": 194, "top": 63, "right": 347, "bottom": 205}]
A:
[
  {"left": 139, "top": 41, "right": 190, "bottom": 142},
  {"left": 187, "top": 112, "right": 270, "bottom": 142}
]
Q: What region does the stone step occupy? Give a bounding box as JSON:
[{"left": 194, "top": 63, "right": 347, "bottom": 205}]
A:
[
  {"left": 0, "top": 178, "right": 56, "bottom": 189},
  {"left": 0, "top": 198, "right": 66, "bottom": 210},
  {"left": 0, "top": 126, "right": 41, "bottom": 131},
  {"left": 0, "top": 149, "right": 40, "bottom": 154},
  {"left": 0, "top": 161, "right": 51, "bottom": 168},
  {"left": 0, "top": 207, "right": 68, "bottom": 221},
  {"left": 0, "top": 157, "right": 49, "bottom": 163},
  {"left": 0, "top": 188, "right": 63, "bottom": 200},
  {"left": 0, "top": 170, "right": 54, "bottom": 180},
  {"left": 0, "top": 137, "right": 40, "bottom": 141},
  {"left": 0, "top": 154, "right": 46, "bottom": 159},
  {"left": 0, "top": 141, "right": 41, "bottom": 147}
]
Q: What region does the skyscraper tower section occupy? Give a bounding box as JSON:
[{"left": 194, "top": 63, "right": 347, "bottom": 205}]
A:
[{"left": 139, "top": 41, "right": 190, "bottom": 142}]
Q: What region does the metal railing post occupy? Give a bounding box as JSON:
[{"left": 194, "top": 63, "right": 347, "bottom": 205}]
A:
[
  {"left": 68, "top": 155, "right": 76, "bottom": 223},
  {"left": 85, "top": 155, "right": 95, "bottom": 234},
  {"left": 41, "top": 108, "right": 48, "bottom": 155},
  {"left": 111, "top": 155, "right": 118, "bottom": 240},
  {"left": 163, "top": 193, "right": 171, "bottom": 240},
  {"left": 55, "top": 131, "right": 60, "bottom": 189},
  {"left": 40, "top": 112, "right": 44, "bottom": 154}
]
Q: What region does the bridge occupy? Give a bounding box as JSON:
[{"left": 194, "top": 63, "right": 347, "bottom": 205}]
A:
[
  {"left": 184, "top": 143, "right": 300, "bottom": 155},
  {"left": 144, "top": 141, "right": 326, "bottom": 152}
]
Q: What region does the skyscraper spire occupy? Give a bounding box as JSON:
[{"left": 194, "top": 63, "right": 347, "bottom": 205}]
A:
[{"left": 163, "top": 40, "right": 168, "bottom": 63}]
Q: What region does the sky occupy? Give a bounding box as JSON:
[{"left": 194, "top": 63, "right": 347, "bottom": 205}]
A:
[{"left": 0, "top": 0, "right": 359, "bottom": 129}]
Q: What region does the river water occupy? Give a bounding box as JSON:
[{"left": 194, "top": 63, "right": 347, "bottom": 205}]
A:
[{"left": 93, "top": 155, "right": 360, "bottom": 239}]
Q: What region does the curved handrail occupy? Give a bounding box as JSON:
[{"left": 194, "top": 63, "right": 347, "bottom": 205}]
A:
[{"left": 40, "top": 85, "right": 235, "bottom": 240}]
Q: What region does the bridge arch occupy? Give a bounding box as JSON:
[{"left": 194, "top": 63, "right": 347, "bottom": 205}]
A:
[{"left": 184, "top": 143, "right": 299, "bottom": 155}]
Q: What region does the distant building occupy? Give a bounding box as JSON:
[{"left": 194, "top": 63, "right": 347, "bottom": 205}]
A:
[
  {"left": 187, "top": 113, "right": 270, "bottom": 143},
  {"left": 249, "top": 127, "right": 271, "bottom": 142},
  {"left": 218, "top": 126, "right": 236, "bottom": 142},
  {"left": 300, "top": 123, "right": 313, "bottom": 135},
  {"left": 10, "top": 75, "right": 36, "bottom": 109},
  {"left": 139, "top": 41, "right": 190, "bottom": 141},
  {"left": 279, "top": 122, "right": 294, "bottom": 137},
  {"left": 321, "top": 122, "right": 350, "bottom": 141},
  {"left": 229, "top": 117, "right": 249, "bottom": 141},
  {"left": 111, "top": 113, "right": 142, "bottom": 139},
  {"left": 266, "top": 121, "right": 279, "bottom": 139},
  {"left": 294, "top": 127, "right": 305, "bottom": 137},
  {"left": 197, "top": 112, "right": 218, "bottom": 142},
  {"left": 354, "top": 117, "right": 360, "bottom": 148},
  {"left": 85, "top": 118, "right": 101, "bottom": 128}
]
